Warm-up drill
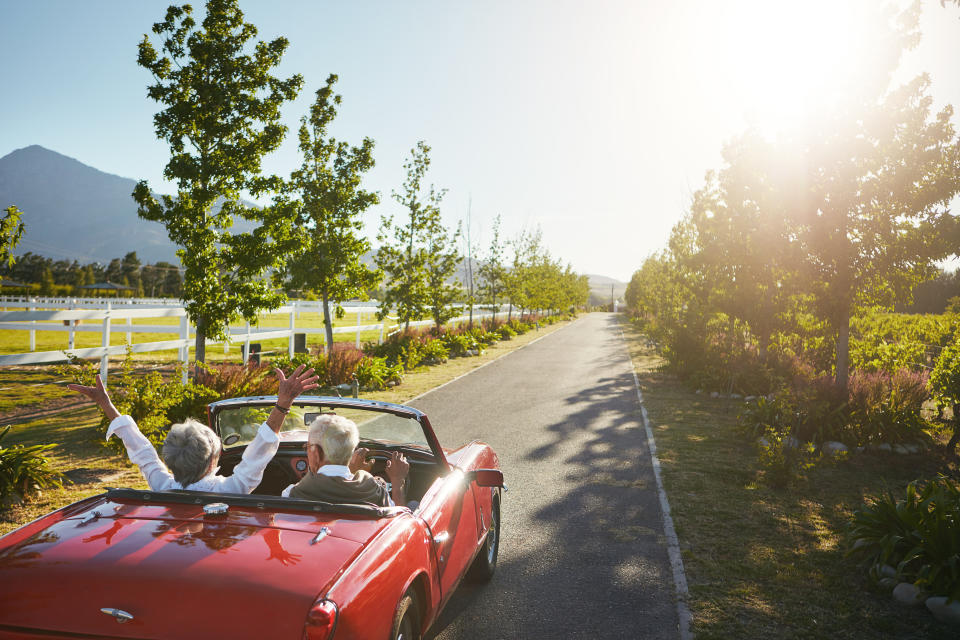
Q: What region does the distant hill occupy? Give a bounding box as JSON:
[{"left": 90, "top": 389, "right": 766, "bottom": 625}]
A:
[
  {"left": 0, "top": 145, "right": 255, "bottom": 265},
  {"left": 587, "top": 274, "right": 626, "bottom": 306},
  {"left": 0, "top": 145, "right": 180, "bottom": 263}
]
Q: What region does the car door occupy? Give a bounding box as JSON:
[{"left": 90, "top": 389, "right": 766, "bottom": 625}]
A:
[{"left": 417, "top": 468, "right": 480, "bottom": 602}]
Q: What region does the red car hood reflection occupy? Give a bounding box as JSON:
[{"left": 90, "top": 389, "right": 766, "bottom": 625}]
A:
[{"left": 0, "top": 498, "right": 389, "bottom": 639}]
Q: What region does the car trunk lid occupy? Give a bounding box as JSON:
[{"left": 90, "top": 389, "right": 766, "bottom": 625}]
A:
[{"left": 0, "top": 497, "right": 392, "bottom": 639}]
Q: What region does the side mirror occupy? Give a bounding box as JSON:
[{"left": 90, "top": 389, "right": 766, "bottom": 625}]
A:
[{"left": 465, "top": 468, "right": 505, "bottom": 489}]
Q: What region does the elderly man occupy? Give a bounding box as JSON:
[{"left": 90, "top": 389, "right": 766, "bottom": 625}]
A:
[
  {"left": 68, "top": 366, "right": 319, "bottom": 494},
  {"left": 281, "top": 414, "right": 409, "bottom": 507}
]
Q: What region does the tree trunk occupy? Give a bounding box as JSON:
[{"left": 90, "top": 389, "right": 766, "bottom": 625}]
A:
[
  {"left": 835, "top": 312, "right": 850, "bottom": 393},
  {"left": 321, "top": 289, "right": 334, "bottom": 355},
  {"left": 193, "top": 317, "right": 206, "bottom": 379}
]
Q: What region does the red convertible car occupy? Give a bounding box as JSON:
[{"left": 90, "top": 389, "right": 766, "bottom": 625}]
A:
[{"left": 0, "top": 396, "right": 504, "bottom": 639}]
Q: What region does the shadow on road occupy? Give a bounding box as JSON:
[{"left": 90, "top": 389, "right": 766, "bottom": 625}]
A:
[{"left": 427, "top": 315, "right": 677, "bottom": 639}]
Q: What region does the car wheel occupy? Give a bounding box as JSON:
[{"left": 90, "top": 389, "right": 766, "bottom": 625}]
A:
[
  {"left": 468, "top": 492, "right": 500, "bottom": 582},
  {"left": 390, "top": 592, "right": 420, "bottom": 640}
]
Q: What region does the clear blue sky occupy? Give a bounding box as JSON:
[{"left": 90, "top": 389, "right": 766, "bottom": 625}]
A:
[{"left": 2, "top": 0, "right": 959, "bottom": 282}]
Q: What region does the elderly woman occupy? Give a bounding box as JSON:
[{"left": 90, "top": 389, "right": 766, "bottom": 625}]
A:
[{"left": 68, "top": 366, "right": 318, "bottom": 494}]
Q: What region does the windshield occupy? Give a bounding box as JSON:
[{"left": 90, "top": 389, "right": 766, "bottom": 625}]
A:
[{"left": 215, "top": 404, "right": 431, "bottom": 450}]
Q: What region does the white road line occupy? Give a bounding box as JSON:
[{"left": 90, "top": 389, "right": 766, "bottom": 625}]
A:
[
  {"left": 621, "top": 328, "right": 693, "bottom": 640},
  {"left": 406, "top": 317, "right": 581, "bottom": 404}
]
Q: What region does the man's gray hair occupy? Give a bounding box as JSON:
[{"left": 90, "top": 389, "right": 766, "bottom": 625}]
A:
[
  {"left": 308, "top": 414, "right": 359, "bottom": 466},
  {"left": 162, "top": 419, "right": 221, "bottom": 487}
]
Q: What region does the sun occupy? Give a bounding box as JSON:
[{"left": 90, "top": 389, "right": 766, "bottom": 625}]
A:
[{"left": 721, "top": 0, "right": 883, "bottom": 137}]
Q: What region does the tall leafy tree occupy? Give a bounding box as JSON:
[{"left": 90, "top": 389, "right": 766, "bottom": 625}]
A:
[
  {"left": 284, "top": 74, "right": 380, "bottom": 349},
  {"left": 786, "top": 76, "right": 960, "bottom": 391},
  {"left": 478, "top": 214, "right": 506, "bottom": 317},
  {"left": 376, "top": 141, "right": 445, "bottom": 331},
  {"left": 132, "top": 0, "right": 303, "bottom": 364},
  {"left": 424, "top": 219, "right": 461, "bottom": 331}
]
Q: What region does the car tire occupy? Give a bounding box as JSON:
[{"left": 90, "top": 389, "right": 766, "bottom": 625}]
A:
[
  {"left": 390, "top": 592, "right": 420, "bottom": 640},
  {"left": 468, "top": 492, "right": 500, "bottom": 582}
]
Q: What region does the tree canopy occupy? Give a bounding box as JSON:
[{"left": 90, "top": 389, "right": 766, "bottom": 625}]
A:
[{"left": 132, "top": 0, "right": 303, "bottom": 364}]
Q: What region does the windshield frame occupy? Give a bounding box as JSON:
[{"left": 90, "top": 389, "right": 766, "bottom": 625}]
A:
[{"left": 207, "top": 395, "right": 448, "bottom": 468}]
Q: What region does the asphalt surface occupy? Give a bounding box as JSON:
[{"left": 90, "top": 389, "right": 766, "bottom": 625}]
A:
[{"left": 412, "top": 313, "right": 680, "bottom": 640}]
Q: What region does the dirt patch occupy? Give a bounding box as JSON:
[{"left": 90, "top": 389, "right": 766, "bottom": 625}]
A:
[
  {"left": 0, "top": 397, "right": 89, "bottom": 425},
  {"left": 63, "top": 467, "right": 124, "bottom": 486}
]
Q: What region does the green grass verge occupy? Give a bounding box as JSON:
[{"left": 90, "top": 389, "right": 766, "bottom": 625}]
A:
[{"left": 620, "top": 319, "right": 958, "bottom": 639}]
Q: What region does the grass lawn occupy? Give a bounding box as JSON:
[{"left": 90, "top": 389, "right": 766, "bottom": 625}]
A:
[
  {"left": 620, "top": 318, "right": 959, "bottom": 639},
  {"left": 0, "top": 307, "right": 400, "bottom": 357},
  {"left": 0, "top": 318, "right": 569, "bottom": 536}
]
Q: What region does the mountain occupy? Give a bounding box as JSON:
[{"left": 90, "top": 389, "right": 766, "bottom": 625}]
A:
[
  {"left": 587, "top": 274, "right": 627, "bottom": 305},
  {"left": 0, "top": 145, "right": 181, "bottom": 264}
]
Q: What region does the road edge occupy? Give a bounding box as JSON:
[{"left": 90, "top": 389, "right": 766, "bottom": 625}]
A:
[{"left": 621, "top": 328, "right": 693, "bottom": 640}]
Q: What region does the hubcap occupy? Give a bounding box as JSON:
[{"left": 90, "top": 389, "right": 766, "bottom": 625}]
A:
[{"left": 487, "top": 504, "right": 498, "bottom": 564}]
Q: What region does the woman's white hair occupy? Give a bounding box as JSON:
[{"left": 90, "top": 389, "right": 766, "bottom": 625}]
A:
[
  {"left": 308, "top": 414, "right": 359, "bottom": 466},
  {"left": 162, "top": 419, "right": 221, "bottom": 487}
]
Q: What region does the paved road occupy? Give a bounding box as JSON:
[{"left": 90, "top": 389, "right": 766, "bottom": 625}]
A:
[{"left": 412, "top": 313, "right": 680, "bottom": 640}]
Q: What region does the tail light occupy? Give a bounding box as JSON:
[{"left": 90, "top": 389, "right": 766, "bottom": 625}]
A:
[{"left": 303, "top": 598, "right": 338, "bottom": 640}]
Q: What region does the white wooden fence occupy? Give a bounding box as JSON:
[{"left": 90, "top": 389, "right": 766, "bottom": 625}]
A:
[{"left": 0, "top": 298, "right": 510, "bottom": 383}]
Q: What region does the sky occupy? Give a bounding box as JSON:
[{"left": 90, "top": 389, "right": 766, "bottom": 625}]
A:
[{"left": 2, "top": 0, "right": 960, "bottom": 282}]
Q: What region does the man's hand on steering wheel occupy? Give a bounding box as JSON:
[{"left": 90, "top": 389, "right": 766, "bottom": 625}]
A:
[{"left": 349, "top": 447, "right": 374, "bottom": 474}]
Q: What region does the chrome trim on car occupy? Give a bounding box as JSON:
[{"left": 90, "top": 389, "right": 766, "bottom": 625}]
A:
[
  {"left": 311, "top": 526, "right": 331, "bottom": 545},
  {"left": 99, "top": 608, "right": 134, "bottom": 623},
  {"left": 203, "top": 502, "right": 229, "bottom": 516},
  {"left": 79, "top": 510, "right": 101, "bottom": 525}
]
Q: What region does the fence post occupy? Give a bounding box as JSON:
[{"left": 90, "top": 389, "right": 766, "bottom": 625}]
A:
[
  {"left": 179, "top": 314, "right": 189, "bottom": 385},
  {"left": 355, "top": 309, "right": 362, "bottom": 348},
  {"left": 288, "top": 308, "right": 295, "bottom": 359},
  {"left": 67, "top": 299, "right": 75, "bottom": 350},
  {"left": 243, "top": 322, "right": 251, "bottom": 365},
  {"left": 125, "top": 316, "right": 132, "bottom": 346},
  {"left": 379, "top": 322, "right": 385, "bottom": 345},
  {"left": 29, "top": 320, "right": 36, "bottom": 352},
  {"left": 100, "top": 302, "right": 112, "bottom": 381}
]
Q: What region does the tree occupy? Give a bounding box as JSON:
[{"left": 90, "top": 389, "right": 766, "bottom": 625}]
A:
[
  {"left": 424, "top": 219, "right": 461, "bottom": 331},
  {"left": 121, "top": 252, "right": 142, "bottom": 295},
  {"left": 284, "top": 74, "right": 380, "bottom": 350},
  {"left": 478, "top": 214, "right": 506, "bottom": 319},
  {"left": 132, "top": 0, "right": 303, "bottom": 365},
  {"left": 376, "top": 141, "right": 446, "bottom": 331},
  {"left": 0, "top": 206, "right": 24, "bottom": 269},
  {"left": 504, "top": 227, "right": 543, "bottom": 321},
  {"left": 785, "top": 73, "right": 960, "bottom": 391}
]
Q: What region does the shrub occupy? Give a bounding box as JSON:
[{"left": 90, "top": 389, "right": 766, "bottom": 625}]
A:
[
  {"left": 195, "top": 362, "right": 277, "bottom": 398},
  {"left": 355, "top": 357, "right": 404, "bottom": 390},
  {"left": 325, "top": 343, "right": 364, "bottom": 386},
  {"left": 420, "top": 339, "right": 449, "bottom": 364},
  {"left": 442, "top": 332, "right": 473, "bottom": 357},
  {"left": 737, "top": 395, "right": 794, "bottom": 440},
  {"left": 847, "top": 369, "right": 931, "bottom": 446},
  {"left": 498, "top": 324, "right": 517, "bottom": 340},
  {"left": 755, "top": 428, "right": 818, "bottom": 489},
  {"left": 930, "top": 342, "right": 960, "bottom": 454},
  {"left": 848, "top": 476, "right": 960, "bottom": 601},
  {"left": 0, "top": 426, "right": 63, "bottom": 503},
  {"left": 271, "top": 352, "right": 329, "bottom": 389}
]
